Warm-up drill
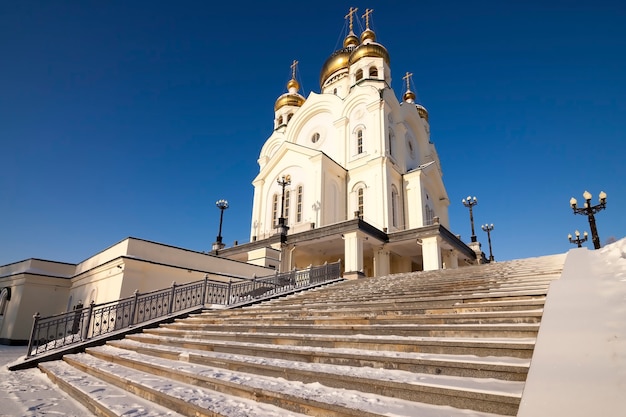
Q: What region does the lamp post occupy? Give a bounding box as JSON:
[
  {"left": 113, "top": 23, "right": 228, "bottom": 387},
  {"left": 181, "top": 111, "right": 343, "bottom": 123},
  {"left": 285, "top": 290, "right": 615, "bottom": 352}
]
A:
[
  {"left": 462, "top": 196, "right": 478, "bottom": 242},
  {"left": 481, "top": 223, "right": 495, "bottom": 262},
  {"left": 276, "top": 175, "right": 291, "bottom": 237},
  {"left": 212, "top": 199, "right": 229, "bottom": 252},
  {"left": 569, "top": 190, "right": 607, "bottom": 249},
  {"left": 568, "top": 230, "right": 588, "bottom": 248}
]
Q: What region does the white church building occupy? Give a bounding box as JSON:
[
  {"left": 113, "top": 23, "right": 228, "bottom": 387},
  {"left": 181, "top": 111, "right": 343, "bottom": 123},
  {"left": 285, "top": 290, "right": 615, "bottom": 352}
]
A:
[
  {"left": 0, "top": 9, "right": 480, "bottom": 345},
  {"left": 219, "top": 9, "right": 478, "bottom": 278}
]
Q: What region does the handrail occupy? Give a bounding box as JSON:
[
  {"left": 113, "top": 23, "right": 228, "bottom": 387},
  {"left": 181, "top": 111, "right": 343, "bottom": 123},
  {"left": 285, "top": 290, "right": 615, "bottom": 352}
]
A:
[{"left": 25, "top": 261, "right": 342, "bottom": 359}]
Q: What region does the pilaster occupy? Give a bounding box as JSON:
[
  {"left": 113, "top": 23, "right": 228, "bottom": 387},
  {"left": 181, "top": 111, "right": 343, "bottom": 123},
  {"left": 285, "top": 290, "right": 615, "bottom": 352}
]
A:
[{"left": 422, "top": 236, "right": 442, "bottom": 271}]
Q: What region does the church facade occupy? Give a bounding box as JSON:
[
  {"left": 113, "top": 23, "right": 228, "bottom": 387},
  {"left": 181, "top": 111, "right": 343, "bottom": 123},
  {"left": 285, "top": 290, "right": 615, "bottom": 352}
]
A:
[{"left": 220, "top": 9, "right": 477, "bottom": 277}]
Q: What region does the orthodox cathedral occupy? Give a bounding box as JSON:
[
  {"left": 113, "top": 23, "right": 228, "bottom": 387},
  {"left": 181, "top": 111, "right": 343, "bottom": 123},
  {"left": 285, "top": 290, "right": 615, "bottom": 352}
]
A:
[
  {"left": 0, "top": 8, "right": 479, "bottom": 345},
  {"left": 220, "top": 8, "right": 478, "bottom": 277}
]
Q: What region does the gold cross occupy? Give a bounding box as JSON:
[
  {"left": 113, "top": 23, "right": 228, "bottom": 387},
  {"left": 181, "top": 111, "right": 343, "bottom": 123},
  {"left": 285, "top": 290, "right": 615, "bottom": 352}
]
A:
[
  {"left": 403, "top": 71, "right": 413, "bottom": 91},
  {"left": 362, "top": 8, "right": 373, "bottom": 29},
  {"left": 345, "top": 7, "right": 358, "bottom": 32},
  {"left": 291, "top": 59, "right": 298, "bottom": 79}
]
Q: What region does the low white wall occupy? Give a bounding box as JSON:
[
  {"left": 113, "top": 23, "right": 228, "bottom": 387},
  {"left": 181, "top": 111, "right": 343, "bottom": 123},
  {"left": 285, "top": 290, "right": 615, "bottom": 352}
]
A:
[{"left": 518, "top": 240, "right": 626, "bottom": 416}]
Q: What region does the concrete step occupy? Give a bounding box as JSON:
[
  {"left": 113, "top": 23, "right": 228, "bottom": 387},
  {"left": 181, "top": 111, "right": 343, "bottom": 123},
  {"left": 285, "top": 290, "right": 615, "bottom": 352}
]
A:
[
  {"left": 57, "top": 352, "right": 314, "bottom": 417},
  {"left": 83, "top": 344, "right": 523, "bottom": 415},
  {"left": 140, "top": 327, "right": 536, "bottom": 358},
  {"left": 159, "top": 321, "right": 540, "bottom": 338},
  {"left": 184, "top": 309, "right": 544, "bottom": 325},
  {"left": 283, "top": 283, "right": 554, "bottom": 303},
  {"left": 38, "top": 360, "right": 187, "bottom": 417},
  {"left": 209, "top": 295, "right": 549, "bottom": 318},
  {"left": 112, "top": 335, "right": 531, "bottom": 381}
]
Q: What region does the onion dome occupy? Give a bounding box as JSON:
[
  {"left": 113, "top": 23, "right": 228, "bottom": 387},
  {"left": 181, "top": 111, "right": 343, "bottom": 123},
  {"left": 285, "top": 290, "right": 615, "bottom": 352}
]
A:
[
  {"left": 349, "top": 9, "right": 390, "bottom": 66},
  {"left": 275, "top": 62, "right": 306, "bottom": 112},
  {"left": 403, "top": 89, "right": 416, "bottom": 103},
  {"left": 319, "top": 31, "right": 359, "bottom": 88}
]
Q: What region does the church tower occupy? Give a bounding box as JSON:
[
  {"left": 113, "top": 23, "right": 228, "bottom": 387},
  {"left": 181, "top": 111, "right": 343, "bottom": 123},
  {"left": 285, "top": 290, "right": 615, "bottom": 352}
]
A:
[{"left": 231, "top": 8, "right": 476, "bottom": 276}]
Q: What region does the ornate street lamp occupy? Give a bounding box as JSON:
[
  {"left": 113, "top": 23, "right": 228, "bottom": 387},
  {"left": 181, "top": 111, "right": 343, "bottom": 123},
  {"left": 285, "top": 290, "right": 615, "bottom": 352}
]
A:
[
  {"left": 481, "top": 223, "right": 495, "bottom": 262},
  {"left": 569, "top": 190, "right": 607, "bottom": 249},
  {"left": 568, "top": 230, "right": 588, "bottom": 248},
  {"left": 462, "top": 196, "right": 478, "bottom": 242},
  {"left": 276, "top": 175, "right": 291, "bottom": 237},
  {"left": 212, "top": 199, "right": 229, "bottom": 252}
]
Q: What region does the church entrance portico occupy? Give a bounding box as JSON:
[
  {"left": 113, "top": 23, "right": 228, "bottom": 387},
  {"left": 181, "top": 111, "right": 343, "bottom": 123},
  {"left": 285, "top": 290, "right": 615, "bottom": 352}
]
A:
[{"left": 220, "top": 217, "right": 476, "bottom": 278}]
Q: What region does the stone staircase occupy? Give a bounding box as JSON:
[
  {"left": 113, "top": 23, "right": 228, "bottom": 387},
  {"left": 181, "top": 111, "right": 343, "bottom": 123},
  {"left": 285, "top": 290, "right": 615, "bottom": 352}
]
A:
[{"left": 37, "top": 253, "right": 566, "bottom": 417}]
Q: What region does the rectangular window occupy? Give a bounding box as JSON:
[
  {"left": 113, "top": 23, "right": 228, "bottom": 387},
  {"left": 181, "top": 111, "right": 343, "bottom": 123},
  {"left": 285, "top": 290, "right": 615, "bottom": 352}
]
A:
[
  {"left": 296, "top": 186, "right": 303, "bottom": 222},
  {"left": 285, "top": 190, "right": 290, "bottom": 220},
  {"left": 272, "top": 194, "right": 278, "bottom": 225},
  {"left": 358, "top": 188, "right": 364, "bottom": 216}
]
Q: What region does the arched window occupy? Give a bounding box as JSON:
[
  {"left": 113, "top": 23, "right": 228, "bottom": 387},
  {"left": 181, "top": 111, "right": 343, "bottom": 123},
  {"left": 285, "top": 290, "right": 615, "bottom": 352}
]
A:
[
  {"left": 272, "top": 194, "right": 279, "bottom": 226},
  {"left": 311, "top": 133, "right": 320, "bottom": 143},
  {"left": 391, "top": 187, "right": 399, "bottom": 228},
  {"left": 285, "top": 190, "right": 291, "bottom": 220},
  {"left": 357, "top": 187, "right": 364, "bottom": 217},
  {"left": 287, "top": 113, "right": 293, "bottom": 122},
  {"left": 355, "top": 68, "right": 363, "bottom": 81},
  {"left": 296, "top": 185, "right": 303, "bottom": 222},
  {"left": 278, "top": 115, "right": 283, "bottom": 125},
  {"left": 388, "top": 129, "right": 395, "bottom": 157},
  {"left": 0, "top": 287, "right": 10, "bottom": 316},
  {"left": 424, "top": 205, "right": 435, "bottom": 225},
  {"left": 369, "top": 66, "right": 378, "bottom": 78},
  {"left": 357, "top": 129, "right": 364, "bottom": 154}
]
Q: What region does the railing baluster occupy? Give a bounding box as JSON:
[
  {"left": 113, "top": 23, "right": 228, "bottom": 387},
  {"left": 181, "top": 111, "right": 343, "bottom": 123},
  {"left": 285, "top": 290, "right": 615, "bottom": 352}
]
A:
[
  {"left": 26, "top": 312, "right": 40, "bottom": 358},
  {"left": 168, "top": 281, "right": 176, "bottom": 315},
  {"left": 82, "top": 301, "right": 95, "bottom": 341}
]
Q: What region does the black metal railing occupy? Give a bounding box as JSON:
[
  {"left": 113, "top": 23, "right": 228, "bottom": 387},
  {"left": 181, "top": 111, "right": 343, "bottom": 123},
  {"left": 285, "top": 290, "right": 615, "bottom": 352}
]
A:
[{"left": 26, "top": 261, "right": 341, "bottom": 358}]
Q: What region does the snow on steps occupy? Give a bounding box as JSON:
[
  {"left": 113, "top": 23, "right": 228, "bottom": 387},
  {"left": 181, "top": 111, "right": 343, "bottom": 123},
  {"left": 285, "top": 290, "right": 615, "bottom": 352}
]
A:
[{"left": 37, "top": 254, "right": 565, "bottom": 416}]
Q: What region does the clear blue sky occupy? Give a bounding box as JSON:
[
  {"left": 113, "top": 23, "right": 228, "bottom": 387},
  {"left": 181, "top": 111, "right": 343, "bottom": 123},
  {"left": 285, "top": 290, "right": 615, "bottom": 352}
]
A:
[{"left": 2, "top": 1, "right": 625, "bottom": 266}]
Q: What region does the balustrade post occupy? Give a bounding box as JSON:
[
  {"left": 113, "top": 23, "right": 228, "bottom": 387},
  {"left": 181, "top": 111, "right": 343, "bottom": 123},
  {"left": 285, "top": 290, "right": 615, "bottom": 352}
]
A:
[
  {"left": 129, "top": 290, "right": 139, "bottom": 326},
  {"left": 82, "top": 301, "right": 95, "bottom": 341},
  {"left": 226, "top": 279, "right": 232, "bottom": 305},
  {"left": 201, "top": 274, "right": 208, "bottom": 305},
  {"left": 168, "top": 281, "right": 176, "bottom": 315},
  {"left": 26, "top": 312, "right": 41, "bottom": 358}
]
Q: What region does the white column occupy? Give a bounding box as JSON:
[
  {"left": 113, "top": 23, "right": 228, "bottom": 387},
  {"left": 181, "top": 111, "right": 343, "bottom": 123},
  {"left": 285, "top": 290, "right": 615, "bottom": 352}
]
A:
[
  {"left": 422, "top": 236, "right": 442, "bottom": 271},
  {"left": 343, "top": 231, "right": 364, "bottom": 279},
  {"left": 374, "top": 248, "right": 391, "bottom": 277}
]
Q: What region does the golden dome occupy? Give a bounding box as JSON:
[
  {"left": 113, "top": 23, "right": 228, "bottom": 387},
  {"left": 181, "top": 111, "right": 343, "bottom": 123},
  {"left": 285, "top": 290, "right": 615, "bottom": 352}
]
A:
[
  {"left": 349, "top": 42, "right": 390, "bottom": 66},
  {"left": 287, "top": 78, "right": 299, "bottom": 91},
  {"left": 275, "top": 72, "right": 305, "bottom": 112},
  {"left": 360, "top": 28, "right": 376, "bottom": 43},
  {"left": 319, "top": 29, "right": 360, "bottom": 88},
  {"left": 415, "top": 104, "right": 429, "bottom": 122},
  {"left": 344, "top": 33, "right": 359, "bottom": 48},
  {"left": 319, "top": 46, "right": 353, "bottom": 88},
  {"left": 403, "top": 90, "right": 416, "bottom": 103}
]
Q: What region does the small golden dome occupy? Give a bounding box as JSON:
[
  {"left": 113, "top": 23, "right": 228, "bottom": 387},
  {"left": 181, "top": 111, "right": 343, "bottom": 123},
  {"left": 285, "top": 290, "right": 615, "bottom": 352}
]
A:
[
  {"left": 415, "top": 104, "right": 429, "bottom": 122},
  {"left": 360, "top": 28, "right": 376, "bottom": 43},
  {"left": 344, "top": 33, "right": 359, "bottom": 48},
  {"left": 274, "top": 93, "right": 305, "bottom": 111},
  {"left": 403, "top": 90, "right": 416, "bottom": 103},
  {"left": 349, "top": 42, "right": 390, "bottom": 66},
  {"left": 287, "top": 78, "right": 299, "bottom": 91},
  {"left": 275, "top": 71, "right": 305, "bottom": 112}
]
